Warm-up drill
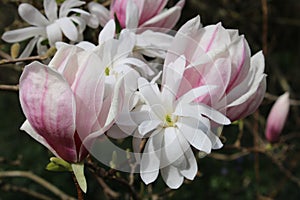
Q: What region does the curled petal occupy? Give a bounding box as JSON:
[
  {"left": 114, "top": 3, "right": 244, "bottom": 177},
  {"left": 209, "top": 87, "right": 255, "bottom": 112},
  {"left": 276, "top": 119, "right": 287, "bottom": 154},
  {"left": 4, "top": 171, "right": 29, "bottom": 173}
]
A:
[{"left": 19, "top": 62, "right": 77, "bottom": 163}]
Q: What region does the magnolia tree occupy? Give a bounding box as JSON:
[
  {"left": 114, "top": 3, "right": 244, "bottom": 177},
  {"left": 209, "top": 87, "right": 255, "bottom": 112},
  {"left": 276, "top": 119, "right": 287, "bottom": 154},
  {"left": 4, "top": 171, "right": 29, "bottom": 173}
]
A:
[{"left": 0, "top": 0, "right": 296, "bottom": 199}]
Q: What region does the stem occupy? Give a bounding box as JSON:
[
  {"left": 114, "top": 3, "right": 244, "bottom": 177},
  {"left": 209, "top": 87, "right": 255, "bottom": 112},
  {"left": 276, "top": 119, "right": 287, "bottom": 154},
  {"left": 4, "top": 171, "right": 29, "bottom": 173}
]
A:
[
  {"left": 0, "top": 171, "right": 75, "bottom": 200},
  {"left": 72, "top": 172, "right": 84, "bottom": 200}
]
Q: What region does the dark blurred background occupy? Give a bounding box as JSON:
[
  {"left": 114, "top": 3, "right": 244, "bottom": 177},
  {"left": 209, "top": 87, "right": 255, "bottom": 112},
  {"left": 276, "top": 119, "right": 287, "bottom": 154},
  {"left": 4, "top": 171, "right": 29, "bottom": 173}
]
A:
[{"left": 0, "top": 0, "right": 299, "bottom": 199}]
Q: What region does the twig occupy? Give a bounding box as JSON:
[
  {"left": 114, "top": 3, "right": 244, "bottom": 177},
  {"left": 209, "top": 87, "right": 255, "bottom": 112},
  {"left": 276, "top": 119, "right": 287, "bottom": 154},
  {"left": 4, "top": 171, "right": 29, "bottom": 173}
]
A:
[
  {"left": 86, "top": 158, "right": 140, "bottom": 200},
  {"left": 0, "top": 55, "right": 48, "bottom": 65},
  {"left": 96, "top": 176, "right": 120, "bottom": 199},
  {"left": 261, "top": 0, "right": 268, "bottom": 55},
  {"left": 0, "top": 84, "right": 19, "bottom": 92},
  {"left": 1, "top": 183, "right": 53, "bottom": 200},
  {"left": 0, "top": 171, "right": 76, "bottom": 200},
  {"left": 265, "top": 153, "right": 300, "bottom": 188}
]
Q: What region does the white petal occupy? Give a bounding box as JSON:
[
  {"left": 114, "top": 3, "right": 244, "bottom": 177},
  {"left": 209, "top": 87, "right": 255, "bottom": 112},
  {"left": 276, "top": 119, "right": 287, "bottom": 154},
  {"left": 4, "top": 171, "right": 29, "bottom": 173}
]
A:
[
  {"left": 18, "top": 3, "right": 49, "bottom": 26},
  {"left": 44, "top": 0, "right": 58, "bottom": 21},
  {"left": 99, "top": 19, "right": 115, "bottom": 44},
  {"left": 140, "top": 129, "right": 164, "bottom": 184},
  {"left": 175, "top": 103, "right": 230, "bottom": 125},
  {"left": 126, "top": 0, "right": 139, "bottom": 29},
  {"left": 180, "top": 146, "right": 197, "bottom": 180},
  {"left": 176, "top": 122, "right": 212, "bottom": 153},
  {"left": 177, "top": 85, "right": 217, "bottom": 105},
  {"left": 19, "top": 37, "right": 39, "bottom": 58},
  {"left": 138, "top": 78, "right": 161, "bottom": 106},
  {"left": 161, "top": 127, "right": 189, "bottom": 167},
  {"left": 46, "top": 23, "right": 62, "bottom": 46},
  {"left": 56, "top": 17, "right": 78, "bottom": 41},
  {"left": 161, "top": 165, "right": 184, "bottom": 189},
  {"left": 59, "top": 0, "right": 85, "bottom": 17},
  {"left": 87, "top": 2, "right": 110, "bottom": 27},
  {"left": 2, "top": 27, "right": 45, "bottom": 43},
  {"left": 138, "top": 120, "right": 161, "bottom": 136}
]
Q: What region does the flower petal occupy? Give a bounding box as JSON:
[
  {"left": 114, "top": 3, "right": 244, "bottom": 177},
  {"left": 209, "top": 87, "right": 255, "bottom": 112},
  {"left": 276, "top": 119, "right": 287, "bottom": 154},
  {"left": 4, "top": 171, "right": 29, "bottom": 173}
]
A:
[
  {"left": 44, "top": 0, "right": 58, "bottom": 21},
  {"left": 46, "top": 23, "right": 62, "bottom": 46},
  {"left": 125, "top": 0, "right": 139, "bottom": 29},
  {"left": 19, "top": 62, "right": 77, "bottom": 162},
  {"left": 2, "top": 27, "right": 45, "bottom": 43},
  {"left": 176, "top": 121, "right": 212, "bottom": 153},
  {"left": 56, "top": 17, "right": 78, "bottom": 41},
  {"left": 161, "top": 165, "right": 184, "bottom": 189},
  {"left": 140, "top": 0, "right": 185, "bottom": 31},
  {"left": 140, "top": 129, "right": 163, "bottom": 184},
  {"left": 18, "top": 3, "right": 49, "bottom": 26},
  {"left": 88, "top": 2, "right": 110, "bottom": 27}
]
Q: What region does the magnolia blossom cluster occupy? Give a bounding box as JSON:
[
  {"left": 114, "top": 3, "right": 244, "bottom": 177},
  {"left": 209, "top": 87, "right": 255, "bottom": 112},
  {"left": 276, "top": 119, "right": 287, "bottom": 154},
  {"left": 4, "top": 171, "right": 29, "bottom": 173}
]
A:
[{"left": 4, "top": 0, "right": 267, "bottom": 189}]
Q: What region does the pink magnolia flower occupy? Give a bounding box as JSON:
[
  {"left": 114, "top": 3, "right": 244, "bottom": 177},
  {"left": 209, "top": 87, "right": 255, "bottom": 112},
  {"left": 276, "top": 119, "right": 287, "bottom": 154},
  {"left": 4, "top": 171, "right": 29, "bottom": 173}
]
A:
[
  {"left": 164, "top": 16, "right": 267, "bottom": 121},
  {"left": 265, "top": 92, "right": 290, "bottom": 142},
  {"left": 87, "top": 0, "right": 185, "bottom": 31},
  {"left": 19, "top": 45, "right": 124, "bottom": 163}
]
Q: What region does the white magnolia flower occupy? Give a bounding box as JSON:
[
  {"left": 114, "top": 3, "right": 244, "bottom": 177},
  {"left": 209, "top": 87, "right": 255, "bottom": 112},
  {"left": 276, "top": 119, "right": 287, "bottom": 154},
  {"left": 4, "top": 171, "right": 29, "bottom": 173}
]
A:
[
  {"left": 132, "top": 56, "right": 231, "bottom": 189},
  {"left": 1, "top": 0, "right": 90, "bottom": 57}
]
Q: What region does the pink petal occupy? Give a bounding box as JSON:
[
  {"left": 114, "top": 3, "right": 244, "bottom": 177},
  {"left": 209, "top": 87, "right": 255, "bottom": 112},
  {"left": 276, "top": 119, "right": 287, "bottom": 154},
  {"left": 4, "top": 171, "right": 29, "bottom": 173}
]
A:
[
  {"left": 71, "top": 52, "right": 106, "bottom": 140},
  {"left": 265, "top": 92, "right": 290, "bottom": 142},
  {"left": 140, "top": 0, "right": 185, "bottom": 31},
  {"left": 19, "top": 62, "right": 77, "bottom": 163}
]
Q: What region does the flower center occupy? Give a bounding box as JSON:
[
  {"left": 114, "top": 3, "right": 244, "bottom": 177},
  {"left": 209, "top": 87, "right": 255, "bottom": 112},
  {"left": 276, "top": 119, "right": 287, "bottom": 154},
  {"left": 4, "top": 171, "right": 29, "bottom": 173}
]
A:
[
  {"left": 164, "top": 114, "right": 177, "bottom": 127},
  {"left": 105, "top": 67, "right": 110, "bottom": 76}
]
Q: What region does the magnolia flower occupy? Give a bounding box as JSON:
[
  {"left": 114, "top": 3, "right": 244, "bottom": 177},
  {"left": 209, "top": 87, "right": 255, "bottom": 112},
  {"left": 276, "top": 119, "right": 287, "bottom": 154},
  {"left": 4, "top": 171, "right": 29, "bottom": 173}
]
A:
[
  {"left": 165, "top": 16, "right": 267, "bottom": 121},
  {"left": 19, "top": 45, "right": 124, "bottom": 163},
  {"left": 265, "top": 92, "right": 290, "bottom": 142},
  {"left": 87, "top": 0, "right": 185, "bottom": 32},
  {"left": 132, "top": 56, "right": 230, "bottom": 189},
  {"left": 2, "top": 0, "right": 90, "bottom": 57}
]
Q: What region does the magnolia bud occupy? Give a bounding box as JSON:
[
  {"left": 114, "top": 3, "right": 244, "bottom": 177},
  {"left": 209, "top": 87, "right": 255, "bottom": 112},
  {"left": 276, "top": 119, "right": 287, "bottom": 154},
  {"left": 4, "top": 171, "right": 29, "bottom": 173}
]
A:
[{"left": 265, "top": 92, "right": 290, "bottom": 142}]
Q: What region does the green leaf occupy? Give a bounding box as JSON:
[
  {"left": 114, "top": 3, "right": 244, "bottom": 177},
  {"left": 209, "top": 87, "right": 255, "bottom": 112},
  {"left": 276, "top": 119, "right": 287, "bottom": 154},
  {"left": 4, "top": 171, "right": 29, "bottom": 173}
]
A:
[
  {"left": 45, "top": 157, "right": 72, "bottom": 172},
  {"left": 71, "top": 163, "right": 87, "bottom": 193}
]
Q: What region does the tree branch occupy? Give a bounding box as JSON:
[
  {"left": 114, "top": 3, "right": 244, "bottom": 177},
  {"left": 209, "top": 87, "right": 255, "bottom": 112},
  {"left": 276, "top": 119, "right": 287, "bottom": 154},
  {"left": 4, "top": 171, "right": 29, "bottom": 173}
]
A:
[{"left": 0, "top": 171, "right": 76, "bottom": 200}]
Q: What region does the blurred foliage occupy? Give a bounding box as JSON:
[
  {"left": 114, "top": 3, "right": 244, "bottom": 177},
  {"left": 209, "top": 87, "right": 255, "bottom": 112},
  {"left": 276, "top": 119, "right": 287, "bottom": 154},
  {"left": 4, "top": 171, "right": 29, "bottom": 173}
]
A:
[{"left": 0, "top": 0, "right": 300, "bottom": 199}]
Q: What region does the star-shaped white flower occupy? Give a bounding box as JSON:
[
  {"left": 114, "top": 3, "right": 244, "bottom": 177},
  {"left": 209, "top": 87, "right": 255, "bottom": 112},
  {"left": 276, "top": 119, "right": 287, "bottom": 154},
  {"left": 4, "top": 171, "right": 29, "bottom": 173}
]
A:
[
  {"left": 133, "top": 55, "right": 231, "bottom": 189},
  {"left": 2, "top": 0, "right": 90, "bottom": 57}
]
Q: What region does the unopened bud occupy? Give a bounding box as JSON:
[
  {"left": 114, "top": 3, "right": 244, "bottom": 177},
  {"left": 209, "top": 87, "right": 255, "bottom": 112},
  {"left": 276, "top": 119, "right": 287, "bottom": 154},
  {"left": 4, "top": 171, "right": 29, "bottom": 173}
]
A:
[{"left": 265, "top": 92, "right": 290, "bottom": 142}]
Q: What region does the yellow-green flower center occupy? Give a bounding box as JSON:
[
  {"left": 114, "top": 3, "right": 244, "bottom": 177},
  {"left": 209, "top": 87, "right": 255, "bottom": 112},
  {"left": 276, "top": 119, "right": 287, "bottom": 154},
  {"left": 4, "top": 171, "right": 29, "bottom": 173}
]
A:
[
  {"left": 105, "top": 67, "right": 110, "bottom": 76},
  {"left": 165, "top": 114, "right": 175, "bottom": 127}
]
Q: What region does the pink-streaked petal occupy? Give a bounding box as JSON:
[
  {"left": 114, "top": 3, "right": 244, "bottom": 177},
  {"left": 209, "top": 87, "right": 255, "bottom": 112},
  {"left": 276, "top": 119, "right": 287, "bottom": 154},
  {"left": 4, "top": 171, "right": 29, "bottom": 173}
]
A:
[
  {"left": 138, "top": 0, "right": 168, "bottom": 24},
  {"left": 19, "top": 62, "right": 77, "bottom": 163},
  {"left": 164, "top": 15, "right": 203, "bottom": 67},
  {"left": 18, "top": 3, "right": 49, "bottom": 26},
  {"left": 71, "top": 52, "right": 105, "bottom": 139},
  {"left": 20, "top": 120, "right": 58, "bottom": 157},
  {"left": 44, "top": 0, "right": 58, "bottom": 21},
  {"left": 140, "top": 0, "right": 185, "bottom": 31},
  {"left": 56, "top": 17, "right": 78, "bottom": 41},
  {"left": 2, "top": 27, "right": 45, "bottom": 43},
  {"left": 265, "top": 92, "right": 290, "bottom": 142}
]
